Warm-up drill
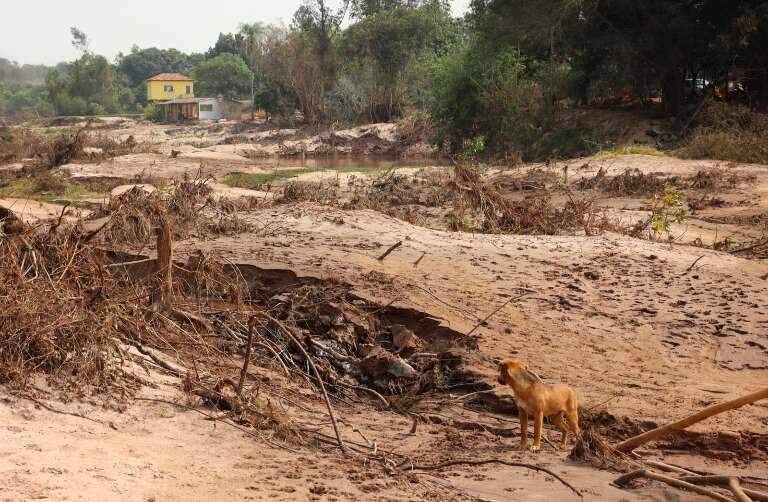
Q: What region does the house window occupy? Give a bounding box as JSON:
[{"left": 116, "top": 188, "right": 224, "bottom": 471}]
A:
[
  {"left": 164, "top": 85, "right": 174, "bottom": 92},
  {"left": 200, "top": 104, "right": 214, "bottom": 112},
  {"left": 186, "top": 85, "right": 191, "bottom": 94}
]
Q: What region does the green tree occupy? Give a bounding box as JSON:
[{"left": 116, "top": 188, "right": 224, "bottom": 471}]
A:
[
  {"left": 44, "top": 28, "right": 130, "bottom": 115},
  {"left": 341, "top": 2, "right": 454, "bottom": 121},
  {"left": 117, "top": 46, "right": 203, "bottom": 105},
  {"left": 192, "top": 53, "right": 252, "bottom": 99},
  {"left": 431, "top": 43, "right": 544, "bottom": 154}
]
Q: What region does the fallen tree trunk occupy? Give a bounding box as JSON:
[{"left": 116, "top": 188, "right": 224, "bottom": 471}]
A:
[
  {"left": 614, "top": 470, "right": 733, "bottom": 502},
  {"left": 615, "top": 387, "right": 768, "bottom": 453}
]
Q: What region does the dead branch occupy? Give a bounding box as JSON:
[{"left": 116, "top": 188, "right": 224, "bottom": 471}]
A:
[
  {"left": 238, "top": 317, "right": 257, "bottom": 397},
  {"left": 48, "top": 203, "right": 71, "bottom": 235},
  {"left": 308, "top": 338, "right": 358, "bottom": 363},
  {"left": 465, "top": 290, "right": 535, "bottom": 337},
  {"left": 404, "top": 459, "right": 581, "bottom": 499},
  {"left": 154, "top": 208, "right": 173, "bottom": 307},
  {"left": 682, "top": 255, "right": 705, "bottom": 276},
  {"left": 377, "top": 240, "right": 402, "bottom": 261},
  {"left": 11, "top": 393, "right": 105, "bottom": 426},
  {"left": 681, "top": 476, "right": 766, "bottom": 502},
  {"left": 127, "top": 341, "right": 184, "bottom": 376},
  {"left": 615, "top": 387, "right": 768, "bottom": 452},
  {"left": 267, "top": 315, "right": 348, "bottom": 454},
  {"left": 613, "top": 470, "right": 733, "bottom": 502},
  {"left": 335, "top": 381, "right": 390, "bottom": 408}
]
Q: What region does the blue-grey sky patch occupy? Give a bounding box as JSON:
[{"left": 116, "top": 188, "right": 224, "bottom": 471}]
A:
[{"left": 2, "top": 0, "right": 472, "bottom": 65}]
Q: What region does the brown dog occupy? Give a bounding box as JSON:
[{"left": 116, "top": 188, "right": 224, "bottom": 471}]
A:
[{"left": 498, "top": 358, "right": 580, "bottom": 451}]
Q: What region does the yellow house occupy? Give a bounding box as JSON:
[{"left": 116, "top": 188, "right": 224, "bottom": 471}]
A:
[{"left": 146, "top": 73, "right": 194, "bottom": 102}]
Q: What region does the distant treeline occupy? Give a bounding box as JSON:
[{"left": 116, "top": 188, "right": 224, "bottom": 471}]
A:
[{"left": 3, "top": 0, "right": 768, "bottom": 160}]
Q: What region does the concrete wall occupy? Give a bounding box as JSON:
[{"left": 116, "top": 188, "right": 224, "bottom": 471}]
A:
[
  {"left": 147, "top": 80, "right": 194, "bottom": 101},
  {"left": 198, "top": 99, "right": 222, "bottom": 120}
]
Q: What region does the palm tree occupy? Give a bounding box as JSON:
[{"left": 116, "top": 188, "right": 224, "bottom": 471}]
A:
[{"left": 238, "top": 22, "right": 267, "bottom": 120}]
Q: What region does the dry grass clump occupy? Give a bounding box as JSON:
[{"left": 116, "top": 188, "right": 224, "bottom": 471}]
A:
[
  {"left": 686, "top": 166, "right": 756, "bottom": 190},
  {"left": 97, "top": 186, "right": 157, "bottom": 246},
  {"left": 0, "top": 127, "right": 46, "bottom": 163},
  {"left": 84, "top": 134, "right": 158, "bottom": 160},
  {"left": 46, "top": 127, "right": 88, "bottom": 168},
  {"left": 279, "top": 181, "right": 339, "bottom": 205},
  {"left": 395, "top": 111, "right": 432, "bottom": 146},
  {"left": 676, "top": 103, "right": 768, "bottom": 164},
  {"left": 579, "top": 167, "right": 672, "bottom": 196}
]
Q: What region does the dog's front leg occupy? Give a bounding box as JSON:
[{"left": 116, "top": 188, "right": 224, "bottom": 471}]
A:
[
  {"left": 531, "top": 412, "right": 543, "bottom": 451},
  {"left": 518, "top": 408, "right": 528, "bottom": 449}
]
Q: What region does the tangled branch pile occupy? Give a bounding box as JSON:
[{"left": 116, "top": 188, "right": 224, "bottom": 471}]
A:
[
  {"left": 451, "top": 164, "right": 610, "bottom": 235},
  {"left": 94, "top": 172, "right": 250, "bottom": 247},
  {"left": 0, "top": 214, "right": 130, "bottom": 388}
]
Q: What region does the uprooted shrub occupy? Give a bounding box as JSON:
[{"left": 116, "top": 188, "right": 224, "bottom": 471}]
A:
[
  {"left": 578, "top": 167, "right": 673, "bottom": 196},
  {"left": 0, "top": 222, "right": 123, "bottom": 387},
  {"left": 93, "top": 172, "right": 250, "bottom": 247},
  {"left": 451, "top": 164, "right": 610, "bottom": 235}
]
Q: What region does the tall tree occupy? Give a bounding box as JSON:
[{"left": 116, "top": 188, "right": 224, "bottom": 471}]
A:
[{"left": 192, "top": 53, "right": 252, "bottom": 99}]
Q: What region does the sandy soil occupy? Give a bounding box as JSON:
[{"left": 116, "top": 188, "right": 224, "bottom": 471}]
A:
[{"left": 3, "top": 116, "right": 768, "bottom": 501}]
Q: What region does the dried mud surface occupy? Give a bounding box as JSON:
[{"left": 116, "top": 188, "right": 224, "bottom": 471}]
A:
[{"left": 2, "top": 117, "right": 768, "bottom": 501}]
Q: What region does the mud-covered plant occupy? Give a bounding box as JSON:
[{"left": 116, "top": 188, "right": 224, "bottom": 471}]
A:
[{"left": 650, "top": 186, "right": 686, "bottom": 239}]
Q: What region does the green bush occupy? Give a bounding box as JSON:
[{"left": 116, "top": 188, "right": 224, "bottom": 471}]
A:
[
  {"left": 431, "top": 44, "right": 543, "bottom": 155},
  {"left": 143, "top": 102, "right": 163, "bottom": 122}
]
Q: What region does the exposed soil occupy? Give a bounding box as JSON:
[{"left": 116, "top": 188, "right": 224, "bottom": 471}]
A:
[{"left": 1, "top": 116, "right": 767, "bottom": 501}]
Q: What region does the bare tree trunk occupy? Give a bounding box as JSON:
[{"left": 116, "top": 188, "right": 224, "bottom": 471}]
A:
[{"left": 154, "top": 209, "right": 173, "bottom": 307}]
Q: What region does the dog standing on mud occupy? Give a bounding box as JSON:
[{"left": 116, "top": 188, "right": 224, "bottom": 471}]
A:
[{"left": 497, "top": 358, "right": 580, "bottom": 451}]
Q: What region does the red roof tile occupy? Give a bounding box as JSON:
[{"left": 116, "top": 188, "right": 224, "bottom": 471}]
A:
[{"left": 147, "top": 73, "right": 193, "bottom": 82}]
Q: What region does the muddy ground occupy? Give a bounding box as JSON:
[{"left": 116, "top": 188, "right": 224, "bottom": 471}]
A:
[{"left": 1, "top": 116, "right": 767, "bottom": 501}]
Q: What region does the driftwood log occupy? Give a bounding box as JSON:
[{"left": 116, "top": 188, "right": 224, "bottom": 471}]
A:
[{"left": 615, "top": 387, "right": 768, "bottom": 453}]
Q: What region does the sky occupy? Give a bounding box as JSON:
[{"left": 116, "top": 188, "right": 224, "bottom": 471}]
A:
[{"left": 3, "top": 0, "right": 472, "bottom": 66}]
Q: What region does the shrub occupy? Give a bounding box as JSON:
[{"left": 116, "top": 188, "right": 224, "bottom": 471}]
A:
[
  {"left": 143, "top": 102, "right": 163, "bottom": 122},
  {"left": 431, "top": 44, "right": 544, "bottom": 155},
  {"left": 675, "top": 103, "right": 768, "bottom": 164},
  {"left": 676, "top": 131, "right": 768, "bottom": 164}
]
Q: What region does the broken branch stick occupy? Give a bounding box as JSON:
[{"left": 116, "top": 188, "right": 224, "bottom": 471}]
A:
[
  {"left": 613, "top": 470, "right": 732, "bottom": 502},
  {"left": 335, "top": 381, "right": 390, "bottom": 408},
  {"left": 615, "top": 387, "right": 768, "bottom": 452},
  {"left": 465, "top": 290, "right": 535, "bottom": 337},
  {"left": 682, "top": 255, "right": 705, "bottom": 276},
  {"left": 237, "top": 317, "right": 257, "bottom": 397},
  {"left": 377, "top": 240, "right": 402, "bottom": 261},
  {"left": 154, "top": 208, "right": 173, "bottom": 307},
  {"left": 268, "top": 315, "right": 348, "bottom": 454},
  {"left": 681, "top": 476, "right": 766, "bottom": 502},
  {"left": 404, "top": 459, "right": 581, "bottom": 499}
]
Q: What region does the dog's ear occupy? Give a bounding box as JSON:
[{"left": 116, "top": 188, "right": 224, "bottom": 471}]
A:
[{"left": 503, "top": 362, "right": 517, "bottom": 382}]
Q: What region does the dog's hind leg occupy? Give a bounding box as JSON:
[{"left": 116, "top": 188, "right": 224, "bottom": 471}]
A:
[
  {"left": 532, "top": 411, "right": 544, "bottom": 451},
  {"left": 518, "top": 408, "right": 528, "bottom": 449},
  {"left": 567, "top": 394, "right": 581, "bottom": 438},
  {"left": 551, "top": 413, "right": 569, "bottom": 448}
]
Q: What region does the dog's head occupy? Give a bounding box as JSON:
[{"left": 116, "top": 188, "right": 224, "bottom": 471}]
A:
[{"left": 498, "top": 358, "right": 527, "bottom": 385}]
